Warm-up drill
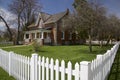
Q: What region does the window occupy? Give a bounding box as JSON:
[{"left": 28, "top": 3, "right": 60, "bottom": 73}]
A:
[
  {"left": 61, "top": 31, "right": 65, "bottom": 40},
  {"left": 26, "top": 34, "right": 29, "bottom": 39}
]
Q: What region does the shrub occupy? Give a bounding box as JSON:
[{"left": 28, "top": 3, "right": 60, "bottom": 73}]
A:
[{"left": 32, "top": 40, "right": 42, "bottom": 52}]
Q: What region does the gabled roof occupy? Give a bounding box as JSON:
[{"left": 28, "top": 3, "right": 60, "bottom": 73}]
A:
[
  {"left": 28, "top": 23, "right": 36, "bottom": 28},
  {"left": 28, "top": 9, "right": 69, "bottom": 28},
  {"left": 39, "top": 12, "right": 51, "bottom": 22},
  {"left": 44, "top": 9, "right": 69, "bottom": 24}
]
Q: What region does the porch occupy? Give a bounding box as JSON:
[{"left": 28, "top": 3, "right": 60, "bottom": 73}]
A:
[{"left": 24, "top": 29, "right": 51, "bottom": 45}]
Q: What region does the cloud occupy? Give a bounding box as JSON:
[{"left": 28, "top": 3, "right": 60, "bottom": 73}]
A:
[{"left": 0, "top": 7, "right": 17, "bottom": 31}]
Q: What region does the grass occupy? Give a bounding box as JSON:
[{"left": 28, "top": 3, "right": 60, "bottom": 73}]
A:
[
  {"left": 0, "top": 44, "right": 13, "bottom": 47},
  {"left": 108, "top": 47, "right": 120, "bottom": 80},
  {"left": 0, "top": 68, "right": 15, "bottom": 80},
  {"left": 1, "top": 45, "right": 112, "bottom": 65},
  {"left": 0, "top": 44, "right": 113, "bottom": 80}
]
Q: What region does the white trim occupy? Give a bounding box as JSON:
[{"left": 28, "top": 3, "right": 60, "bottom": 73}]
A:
[
  {"left": 24, "top": 29, "right": 51, "bottom": 34},
  {"left": 41, "top": 32, "right": 44, "bottom": 39}
]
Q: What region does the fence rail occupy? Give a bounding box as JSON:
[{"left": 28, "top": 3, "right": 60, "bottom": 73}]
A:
[{"left": 0, "top": 43, "right": 119, "bottom": 80}]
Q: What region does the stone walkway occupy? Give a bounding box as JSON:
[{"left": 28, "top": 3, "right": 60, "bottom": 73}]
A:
[{"left": 108, "top": 47, "right": 120, "bottom": 80}]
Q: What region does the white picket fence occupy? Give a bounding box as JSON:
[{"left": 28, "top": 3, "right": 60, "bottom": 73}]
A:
[{"left": 0, "top": 43, "right": 119, "bottom": 80}]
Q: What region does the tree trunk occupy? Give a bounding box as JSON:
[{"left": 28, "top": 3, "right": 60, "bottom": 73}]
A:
[
  {"left": 100, "top": 40, "right": 103, "bottom": 48},
  {"left": 0, "top": 16, "right": 13, "bottom": 41},
  {"left": 16, "top": 15, "right": 20, "bottom": 45},
  {"left": 88, "top": 34, "right": 92, "bottom": 52},
  {"left": 105, "top": 35, "right": 111, "bottom": 46}
]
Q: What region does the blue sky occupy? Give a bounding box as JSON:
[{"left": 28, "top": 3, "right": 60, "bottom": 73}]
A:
[
  {"left": 0, "top": 0, "right": 120, "bottom": 16},
  {"left": 101, "top": 0, "right": 120, "bottom": 17},
  {"left": 41, "top": 0, "right": 74, "bottom": 14},
  {"left": 0, "top": 0, "right": 120, "bottom": 31},
  {"left": 0, "top": 0, "right": 74, "bottom": 14}
]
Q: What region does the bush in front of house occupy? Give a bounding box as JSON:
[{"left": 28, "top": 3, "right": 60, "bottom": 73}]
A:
[{"left": 32, "top": 40, "right": 42, "bottom": 52}]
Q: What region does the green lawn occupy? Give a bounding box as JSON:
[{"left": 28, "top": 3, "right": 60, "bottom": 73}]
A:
[
  {"left": 108, "top": 47, "right": 120, "bottom": 80},
  {"left": 0, "top": 44, "right": 13, "bottom": 47},
  {"left": 0, "top": 45, "right": 113, "bottom": 80},
  {"left": 0, "top": 68, "right": 15, "bottom": 80},
  {"left": 1, "top": 45, "right": 112, "bottom": 65}
]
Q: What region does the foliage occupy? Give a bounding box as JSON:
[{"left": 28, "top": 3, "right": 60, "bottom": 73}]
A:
[
  {"left": 63, "top": 0, "right": 120, "bottom": 51},
  {"left": 0, "top": 10, "right": 13, "bottom": 41},
  {"left": 32, "top": 40, "right": 42, "bottom": 52},
  {"left": 8, "top": 0, "right": 42, "bottom": 44}
]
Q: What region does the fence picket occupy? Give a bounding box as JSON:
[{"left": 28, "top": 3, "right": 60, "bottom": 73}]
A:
[
  {"left": 61, "top": 60, "right": 65, "bottom": 80},
  {"left": 27, "top": 57, "right": 30, "bottom": 80},
  {"left": 0, "top": 43, "right": 119, "bottom": 80},
  {"left": 50, "top": 58, "right": 54, "bottom": 80},
  {"left": 75, "top": 63, "right": 79, "bottom": 80},
  {"left": 38, "top": 56, "right": 41, "bottom": 80},
  {"left": 55, "top": 59, "right": 59, "bottom": 80},
  {"left": 68, "top": 61, "right": 72, "bottom": 80},
  {"left": 46, "top": 58, "right": 49, "bottom": 80},
  {"left": 42, "top": 57, "right": 45, "bottom": 80}
]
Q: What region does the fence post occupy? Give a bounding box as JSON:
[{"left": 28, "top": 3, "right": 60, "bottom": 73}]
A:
[
  {"left": 9, "top": 51, "right": 12, "bottom": 76},
  {"left": 80, "top": 61, "right": 91, "bottom": 80},
  {"left": 30, "top": 53, "right": 38, "bottom": 80},
  {"left": 97, "top": 54, "right": 103, "bottom": 59},
  {"left": 97, "top": 54, "right": 103, "bottom": 80}
]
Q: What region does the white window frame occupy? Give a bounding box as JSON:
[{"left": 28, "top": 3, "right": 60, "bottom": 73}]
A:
[{"left": 61, "top": 31, "right": 65, "bottom": 40}]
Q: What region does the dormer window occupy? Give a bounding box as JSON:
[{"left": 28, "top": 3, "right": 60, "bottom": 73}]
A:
[{"left": 61, "top": 31, "right": 65, "bottom": 40}]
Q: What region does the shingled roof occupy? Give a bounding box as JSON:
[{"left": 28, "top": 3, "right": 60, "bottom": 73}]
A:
[
  {"left": 28, "top": 9, "right": 69, "bottom": 28},
  {"left": 44, "top": 9, "right": 69, "bottom": 24},
  {"left": 40, "top": 12, "right": 51, "bottom": 22}
]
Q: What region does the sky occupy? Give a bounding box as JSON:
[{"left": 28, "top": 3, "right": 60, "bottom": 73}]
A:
[
  {"left": 101, "top": 0, "right": 120, "bottom": 17},
  {"left": 0, "top": 0, "right": 120, "bottom": 31}
]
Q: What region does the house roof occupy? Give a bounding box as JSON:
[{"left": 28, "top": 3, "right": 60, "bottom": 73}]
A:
[
  {"left": 44, "top": 10, "right": 69, "bottom": 24},
  {"left": 28, "top": 9, "right": 69, "bottom": 28},
  {"left": 28, "top": 23, "right": 36, "bottom": 28},
  {"left": 40, "top": 12, "right": 51, "bottom": 22}
]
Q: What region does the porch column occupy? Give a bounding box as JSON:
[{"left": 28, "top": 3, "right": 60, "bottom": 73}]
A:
[
  {"left": 29, "top": 33, "right": 31, "bottom": 39},
  {"left": 24, "top": 33, "right": 26, "bottom": 39},
  {"left": 53, "top": 27, "right": 57, "bottom": 45},
  {"left": 35, "top": 33, "right": 37, "bottom": 39},
  {"left": 41, "top": 32, "right": 44, "bottom": 39},
  {"left": 40, "top": 32, "right": 44, "bottom": 45}
]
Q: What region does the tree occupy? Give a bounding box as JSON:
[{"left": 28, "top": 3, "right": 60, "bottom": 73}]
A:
[
  {"left": 20, "top": 0, "right": 42, "bottom": 30},
  {"left": 106, "top": 15, "right": 120, "bottom": 44},
  {"left": 9, "top": 0, "right": 41, "bottom": 44},
  {"left": 73, "top": 0, "right": 96, "bottom": 52},
  {"left": 0, "top": 9, "right": 13, "bottom": 41},
  {"left": 72, "top": 0, "right": 108, "bottom": 51}
]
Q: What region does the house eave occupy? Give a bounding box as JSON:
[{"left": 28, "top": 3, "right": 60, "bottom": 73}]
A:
[{"left": 24, "top": 29, "right": 51, "bottom": 34}]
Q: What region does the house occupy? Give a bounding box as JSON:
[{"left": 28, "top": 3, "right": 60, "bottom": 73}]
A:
[{"left": 24, "top": 9, "right": 78, "bottom": 45}]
